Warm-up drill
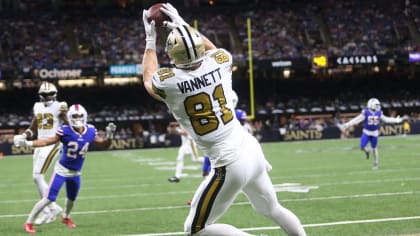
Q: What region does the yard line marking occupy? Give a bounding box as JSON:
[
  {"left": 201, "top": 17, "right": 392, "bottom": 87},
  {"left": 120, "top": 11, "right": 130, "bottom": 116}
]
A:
[
  {"left": 0, "top": 190, "right": 418, "bottom": 205},
  {"left": 2, "top": 170, "right": 420, "bottom": 188},
  {"left": 120, "top": 215, "right": 420, "bottom": 236},
  {"left": 1, "top": 191, "right": 418, "bottom": 215}
]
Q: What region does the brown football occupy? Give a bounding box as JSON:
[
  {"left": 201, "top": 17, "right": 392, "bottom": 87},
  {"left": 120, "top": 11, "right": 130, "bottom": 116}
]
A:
[{"left": 147, "top": 3, "right": 169, "bottom": 27}]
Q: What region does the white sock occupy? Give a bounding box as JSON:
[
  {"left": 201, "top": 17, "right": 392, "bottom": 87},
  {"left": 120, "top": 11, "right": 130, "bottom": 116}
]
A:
[
  {"left": 196, "top": 223, "right": 255, "bottom": 236},
  {"left": 63, "top": 199, "right": 74, "bottom": 218},
  {"left": 175, "top": 158, "right": 184, "bottom": 179},
  {"left": 373, "top": 148, "right": 379, "bottom": 165},
  {"left": 26, "top": 198, "right": 51, "bottom": 224}
]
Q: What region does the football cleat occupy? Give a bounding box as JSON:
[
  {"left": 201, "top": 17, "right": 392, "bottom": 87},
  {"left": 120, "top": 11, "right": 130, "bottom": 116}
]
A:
[
  {"left": 45, "top": 205, "right": 62, "bottom": 224},
  {"left": 23, "top": 223, "right": 36, "bottom": 233},
  {"left": 168, "top": 176, "right": 180, "bottom": 183},
  {"left": 34, "top": 208, "right": 50, "bottom": 225},
  {"left": 372, "top": 163, "right": 378, "bottom": 170},
  {"left": 61, "top": 217, "right": 76, "bottom": 228}
]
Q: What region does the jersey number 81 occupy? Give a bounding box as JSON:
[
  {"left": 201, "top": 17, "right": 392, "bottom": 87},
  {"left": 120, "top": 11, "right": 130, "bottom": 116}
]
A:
[{"left": 184, "top": 85, "right": 234, "bottom": 136}]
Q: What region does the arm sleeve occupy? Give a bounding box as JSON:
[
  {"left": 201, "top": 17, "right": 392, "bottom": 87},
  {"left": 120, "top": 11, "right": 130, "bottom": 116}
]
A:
[
  {"left": 344, "top": 113, "right": 365, "bottom": 127},
  {"left": 381, "top": 115, "right": 402, "bottom": 123}
]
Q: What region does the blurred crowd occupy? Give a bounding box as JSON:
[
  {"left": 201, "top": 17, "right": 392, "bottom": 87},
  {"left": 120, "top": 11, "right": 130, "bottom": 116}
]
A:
[
  {"left": 1, "top": 0, "right": 420, "bottom": 142},
  {"left": 1, "top": 0, "right": 419, "bottom": 72}
]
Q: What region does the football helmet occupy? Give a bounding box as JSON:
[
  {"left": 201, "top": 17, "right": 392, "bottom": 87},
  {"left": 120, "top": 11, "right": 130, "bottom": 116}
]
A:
[
  {"left": 165, "top": 25, "right": 205, "bottom": 68},
  {"left": 67, "top": 104, "right": 87, "bottom": 128},
  {"left": 38, "top": 82, "right": 57, "bottom": 106},
  {"left": 367, "top": 98, "right": 381, "bottom": 112}
]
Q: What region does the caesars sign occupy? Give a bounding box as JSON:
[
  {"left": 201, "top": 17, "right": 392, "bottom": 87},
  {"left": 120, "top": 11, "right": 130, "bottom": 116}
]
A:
[{"left": 35, "top": 68, "right": 82, "bottom": 79}]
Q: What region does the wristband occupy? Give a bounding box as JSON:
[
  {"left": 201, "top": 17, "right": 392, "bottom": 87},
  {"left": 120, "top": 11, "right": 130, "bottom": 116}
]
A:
[
  {"left": 27, "top": 141, "right": 33, "bottom": 147},
  {"left": 24, "top": 129, "right": 33, "bottom": 138},
  {"left": 145, "top": 40, "right": 156, "bottom": 51}
]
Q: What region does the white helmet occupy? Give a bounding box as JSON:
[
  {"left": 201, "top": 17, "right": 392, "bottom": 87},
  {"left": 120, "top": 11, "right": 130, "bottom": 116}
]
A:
[
  {"left": 67, "top": 104, "right": 87, "bottom": 128},
  {"left": 165, "top": 25, "right": 205, "bottom": 69},
  {"left": 38, "top": 81, "right": 57, "bottom": 106},
  {"left": 367, "top": 98, "right": 381, "bottom": 112}
]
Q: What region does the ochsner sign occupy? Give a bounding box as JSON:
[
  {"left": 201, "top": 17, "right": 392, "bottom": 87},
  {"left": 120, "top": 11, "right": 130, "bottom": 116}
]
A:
[{"left": 38, "top": 68, "right": 82, "bottom": 79}]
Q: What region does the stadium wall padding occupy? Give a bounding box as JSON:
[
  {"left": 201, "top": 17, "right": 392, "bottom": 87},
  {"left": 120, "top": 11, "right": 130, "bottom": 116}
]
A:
[{"left": 1, "top": 123, "right": 417, "bottom": 156}]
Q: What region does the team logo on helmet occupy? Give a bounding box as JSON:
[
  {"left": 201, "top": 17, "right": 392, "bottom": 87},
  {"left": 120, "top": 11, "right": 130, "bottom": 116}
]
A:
[
  {"left": 67, "top": 104, "right": 88, "bottom": 128},
  {"left": 367, "top": 98, "right": 381, "bottom": 112},
  {"left": 165, "top": 25, "right": 205, "bottom": 69},
  {"left": 38, "top": 82, "right": 58, "bottom": 106}
]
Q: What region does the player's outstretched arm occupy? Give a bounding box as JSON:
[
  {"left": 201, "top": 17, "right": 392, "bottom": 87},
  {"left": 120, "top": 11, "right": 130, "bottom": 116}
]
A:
[
  {"left": 15, "top": 135, "right": 60, "bottom": 148},
  {"left": 161, "top": 3, "right": 216, "bottom": 51},
  {"left": 381, "top": 114, "right": 404, "bottom": 123},
  {"left": 340, "top": 113, "right": 365, "bottom": 130},
  {"left": 141, "top": 9, "right": 162, "bottom": 102},
  {"left": 94, "top": 123, "right": 117, "bottom": 148}
]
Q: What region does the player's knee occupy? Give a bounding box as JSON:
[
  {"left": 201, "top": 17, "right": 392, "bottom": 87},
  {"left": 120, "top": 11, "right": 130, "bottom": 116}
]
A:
[
  {"left": 254, "top": 204, "right": 272, "bottom": 217},
  {"left": 33, "top": 173, "right": 45, "bottom": 183},
  {"left": 256, "top": 203, "right": 281, "bottom": 218}
]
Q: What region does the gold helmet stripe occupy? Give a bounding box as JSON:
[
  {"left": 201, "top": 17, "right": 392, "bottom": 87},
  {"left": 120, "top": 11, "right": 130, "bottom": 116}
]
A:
[
  {"left": 182, "top": 25, "right": 198, "bottom": 59},
  {"left": 176, "top": 26, "right": 196, "bottom": 62}
]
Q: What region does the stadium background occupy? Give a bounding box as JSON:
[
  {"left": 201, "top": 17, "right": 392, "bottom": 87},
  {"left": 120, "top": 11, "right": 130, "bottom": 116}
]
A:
[{"left": 0, "top": 0, "right": 420, "bottom": 156}]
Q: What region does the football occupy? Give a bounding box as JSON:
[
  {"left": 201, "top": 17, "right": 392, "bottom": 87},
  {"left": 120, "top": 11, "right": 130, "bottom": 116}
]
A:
[{"left": 147, "top": 3, "right": 169, "bottom": 27}]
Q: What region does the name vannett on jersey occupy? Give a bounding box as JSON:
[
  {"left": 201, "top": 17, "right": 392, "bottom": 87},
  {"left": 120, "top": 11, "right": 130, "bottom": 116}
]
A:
[{"left": 177, "top": 68, "right": 221, "bottom": 94}]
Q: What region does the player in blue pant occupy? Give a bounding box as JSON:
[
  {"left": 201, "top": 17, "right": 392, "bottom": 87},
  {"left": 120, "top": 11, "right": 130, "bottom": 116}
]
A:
[
  {"left": 338, "top": 98, "right": 406, "bottom": 170},
  {"left": 14, "top": 104, "right": 116, "bottom": 233}
]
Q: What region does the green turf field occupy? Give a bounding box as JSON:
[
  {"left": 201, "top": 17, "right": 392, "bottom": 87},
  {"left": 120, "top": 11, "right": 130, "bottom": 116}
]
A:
[{"left": 1, "top": 135, "right": 419, "bottom": 236}]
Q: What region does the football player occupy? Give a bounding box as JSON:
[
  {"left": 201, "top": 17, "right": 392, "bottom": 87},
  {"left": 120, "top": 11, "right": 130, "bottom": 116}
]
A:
[
  {"left": 13, "top": 81, "right": 67, "bottom": 224},
  {"left": 15, "top": 104, "right": 116, "bottom": 233},
  {"left": 168, "top": 122, "right": 203, "bottom": 183},
  {"left": 141, "top": 3, "right": 306, "bottom": 236},
  {"left": 232, "top": 91, "right": 254, "bottom": 135},
  {"left": 338, "top": 98, "right": 406, "bottom": 170}
]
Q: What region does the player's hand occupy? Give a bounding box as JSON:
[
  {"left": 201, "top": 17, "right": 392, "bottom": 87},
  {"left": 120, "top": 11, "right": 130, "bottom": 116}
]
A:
[
  {"left": 105, "top": 122, "right": 117, "bottom": 139},
  {"left": 337, "top": 123, "right": 347, "bottom": 132},
  {"left": 142, "top": 10, "right": 157, "bottom": 50},
  {"left": 14, "top": 135, "right": 31, "bottom": 147},
  {"left": 161, "top": 2, "right": 188, "bottom": 29}
]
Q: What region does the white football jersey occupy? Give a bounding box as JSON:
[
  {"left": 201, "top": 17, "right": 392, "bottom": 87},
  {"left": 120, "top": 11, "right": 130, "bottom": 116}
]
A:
[
  {"left": 33, "top": 101, "right": 67, "bottom": 138},
  {"left": 153, "top": 48, "right": 246, "bottom": 167}
]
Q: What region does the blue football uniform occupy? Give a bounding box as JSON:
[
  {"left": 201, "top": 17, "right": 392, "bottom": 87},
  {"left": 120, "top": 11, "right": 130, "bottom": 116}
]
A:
[
  {"left": 47, "top": 125, "right": 97, "bottom": 202},
  {"left": 360, "top": 108, "right": 382, "bottom": 149},
  {"left": 235, "top": 109, "right": 247, "bottom": 122}
]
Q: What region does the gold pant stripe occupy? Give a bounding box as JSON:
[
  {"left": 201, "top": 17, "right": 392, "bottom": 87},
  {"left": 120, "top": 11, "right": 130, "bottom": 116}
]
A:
[
  {"left": 190, "top": 140, "right": 199, "bottom": 158},
  {"left": 191, "top": 166, "right": 226, "bottom": 234},
  {"left": 40, "top": 143, "right": 60, "bottom": 174}
]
